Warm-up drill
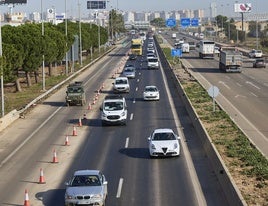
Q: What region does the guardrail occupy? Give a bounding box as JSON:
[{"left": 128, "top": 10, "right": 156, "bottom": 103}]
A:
[
  {"left": 0, "top": 46, "right": 116, "bottom": 132},
  {"left": 155, "top": 37, "right": 247, "bottom": 206}
]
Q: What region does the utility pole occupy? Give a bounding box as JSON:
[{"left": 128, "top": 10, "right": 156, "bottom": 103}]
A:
[
  {"left": 0, "top": 8, "right": 4, "bottom": 117},
  {"left": 41, "top": 0, "right": 46, "bottom": 91},
  {"left": 65, "top": 0, "right": 68, "bottom": 75}
]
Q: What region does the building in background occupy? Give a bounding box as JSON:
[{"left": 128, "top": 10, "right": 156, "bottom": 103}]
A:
[{"left": 210, "top": 2, "right": 217, "bottom": 18}]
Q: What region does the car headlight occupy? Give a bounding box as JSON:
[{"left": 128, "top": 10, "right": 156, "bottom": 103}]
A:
[
  {"left": 65, "top": 194, "right": 74, "bottom": 199},
  {"left": 174, "top": 143, "right": 178, "bottom": 149},
  {"left": 151, "top": 144, "right": 156, "bottom": 149},
  {"left": 92, "top": 194, "right": 103, "bottom": 199},
  {"left": 121, "top": 111, "right": 126, "bottom": 116}
]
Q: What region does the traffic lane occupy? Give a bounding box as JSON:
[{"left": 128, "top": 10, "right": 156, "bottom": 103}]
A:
[
  {"left": 0, "top": 47, "right": 130, "bottom": 205},
  {"left": 107, "top": 83, "right": 198, "bottom": 205},
  {"left": 181, "top": 51, "right": 268, "bottom": 155}
]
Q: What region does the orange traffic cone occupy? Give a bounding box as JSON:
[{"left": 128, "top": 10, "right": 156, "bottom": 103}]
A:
[
  {"left": 78, "top": 118, "right": 82, "bottom": 127},
  {"left": 52, "top": 149, "right": 59, "bottom": 163},
  {"left": 64, "top": 135, "right": 70, "bottom": 146},
  {"left": 83, "top": 113, "right": 87, "bottom": 120},
  {"left": 88, "top": 103, "right": 92, "bottom": 110},
  {"left": 24, "top": 189, "right": 30, "bottom": 206},
  {"left": 73, "top": 126, "right": 77, "bottom": 136},
  {"left": 38, "top": 168, "right": 46, "bottom": 184}
]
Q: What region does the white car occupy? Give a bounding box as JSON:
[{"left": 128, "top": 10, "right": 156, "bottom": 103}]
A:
[
  {"left": 214, "top": 46, "right": 220, "bottom": 56},
  {"left": 65, "top": 170, "right": 108, "bottom": 206},
  {"left": 143, "top": 85, "right": 160, "bottom": 100},
  {"left": 148, "top": 128, "right": 180, "bottom": 157},
  {"left": 248, "top": 49, "right": 263, "bottom": 58},
  {"left": 113, "top": 77, "right": 130, "bottom": 93}
]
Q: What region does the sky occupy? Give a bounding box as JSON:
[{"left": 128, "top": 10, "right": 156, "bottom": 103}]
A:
[{"left": 1, "top": 0, "right": 268, "bottom": 18}]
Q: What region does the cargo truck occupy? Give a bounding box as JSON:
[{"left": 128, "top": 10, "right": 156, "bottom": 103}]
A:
[
  {"left": 198, "top": 40, "right": 215, "bottom": 59},
  {"left": 219, "top": 47, "right": 242, "bottom": 73},
  {"left": 131, "top": 38, "right": 143, "bottom": 55}
]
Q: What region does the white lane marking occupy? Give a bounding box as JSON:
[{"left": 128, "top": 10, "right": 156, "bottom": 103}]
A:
[
  {"left": 250, "top": 92, "right": 258, "bottom": 97},
  {"left": 0, "top": 107, "right": 63, "bottom": 168},
  {"left": 246, "top": 81, "right": 260, "bottom": 90},
  {"left": 116, "top": 178, "right": 124, "bottom": 198},
  {"left": 137, "top": 78, "right": 140, "bottom": 82},
  {"left": 135, "top": 87, "right": 138, "bottom": 91},
  {"left": 219, "top": 81, "right": 230, "bottom": 89},
  {"left": 125, "top": 138, "right": 129, "bottom": 148},
  {"left": 130, "top": 113, "right": 133, "bottom": 120},
  {"left": 235, "top": 94, "right": 246, "bottom": 98},
  {"left": 236, "top": 82, "right": 242, "bottom": 87},
  {"left": 133, "top": 98, "right": 136, "bottom": 103}
]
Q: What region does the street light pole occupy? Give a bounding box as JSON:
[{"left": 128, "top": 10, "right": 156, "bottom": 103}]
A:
[
  {"left": 0, "top": 8, "right": 4, "bottom": 117},
  {"left": 41, "top": 0, "right": 46, "bottom": 91},
  {"left": 65, "top": 0, "right": 68, "bottom": 75},
  {"left": 78, "top": 0, "right": 83, "bottom": 66}
]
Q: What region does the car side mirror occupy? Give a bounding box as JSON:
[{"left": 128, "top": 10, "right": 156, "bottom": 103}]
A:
[
  {"left": 65, "top": 181, "right": 70, "bottom": 186},
  {"left": 147, "top": 137, "right": 151, "bottom": 141}
]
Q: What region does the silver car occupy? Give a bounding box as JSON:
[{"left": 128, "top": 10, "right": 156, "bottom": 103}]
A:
[
  {"left": 65, "top": 170, "right": 108, "bottom": 206},
  {"left": 123, "top": 65, "right": 136, "bottom": 79}
]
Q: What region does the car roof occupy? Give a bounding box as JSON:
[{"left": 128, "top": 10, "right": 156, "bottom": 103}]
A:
[
  {"left": 145, "top": 85, "right": 157, "bottom": 89},
  {"left": 115, "top": 77, "right": 128, "bottom": 80},
  {"left": 153, "top": 128, "right": 174, "bottom": 133},
  {"left": 73, "top": 170, "right": 100, "bottom": 176}
]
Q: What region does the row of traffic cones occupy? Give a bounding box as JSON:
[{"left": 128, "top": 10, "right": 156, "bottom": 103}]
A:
[
  {"left": 22, "top": 81, "right": 108, "bottom": 205},
  {"left": 23, "top": 82, "right": 107, "bottom": 205}
]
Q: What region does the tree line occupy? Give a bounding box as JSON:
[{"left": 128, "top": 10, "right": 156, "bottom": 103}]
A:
[{"left": 0, "top": 9, "right": 125, "bottom": 92}]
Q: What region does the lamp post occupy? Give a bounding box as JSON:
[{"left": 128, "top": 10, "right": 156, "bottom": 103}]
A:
[
  {"left": 78, "top": 0, "right": 82, "bottom": 66},
  {"left": 41, "top": 0, "right": 46, "bottom": 91},
  {"left": 0, "top": 8, "right": 4, "bottom": 117},
  {"left": 65, "top": 0, "right": 68, "bottom": 75}
]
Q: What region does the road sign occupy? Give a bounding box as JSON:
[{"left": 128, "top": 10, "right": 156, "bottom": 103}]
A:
[
  {"left": 208, "top": 86, "right": 219, "bottom": 112},
  {"left": 171, "top": 49, "right": 182, "bottom": 57},
  {"left": 87, "top": 1, "right": 106, "bottom": 9},
  {"left": 191, "top": 18, "right": 199, "bottom": 27},
  {"left": 166, "top": 18, "right": 176, "bottom": 27},
  {"left": 180, "top": 18, "right": 191, "bottom": 27}
]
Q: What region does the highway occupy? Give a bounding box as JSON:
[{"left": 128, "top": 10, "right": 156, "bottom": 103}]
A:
[
  {"left": 163, "top": 32, "right": 268, "bottom": 157},
  {"left": 0, "top": 38, "right": 230, "bottom": 205}
]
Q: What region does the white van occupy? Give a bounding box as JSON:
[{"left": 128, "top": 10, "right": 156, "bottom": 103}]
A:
[
  {"left": 147, "top": 57, "right": 159, "bottom": 69},
  {"left": 100, "top": 95, "right": 127, "bottom": 125},
  {"left": 113, "top": 77, "right": 130, "bottom": 93},
  {"left": 181, "top": 43, "right": 190, "bottom": 53}
]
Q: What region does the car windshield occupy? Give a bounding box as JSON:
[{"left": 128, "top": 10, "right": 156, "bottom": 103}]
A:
[
  {"left": 67, "top": 87, "right": 83, "bottom": 93},
  {"left": 145, "top": 87, "right": 157, "bottom": 92},
  {"left": 148, "top": 58, "right": 158, "bottom": 62},
  {"left": 124, "top": 67, "right": 134, "bottom": 72},
  {"left": 104, "top": 102, "right": 123, "bottom": 111},
  {"left": 115, "top": 79, "right": 128, "bottom": 84},
  {"left": 152, "top": 132, "right": 176, "bottom": 141},
  {"left": 71, "top": 175, "right": 101, "bottom": 187}
]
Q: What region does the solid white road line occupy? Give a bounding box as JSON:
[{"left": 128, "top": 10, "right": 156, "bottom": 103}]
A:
[
  {"left": 116, "top": 178, "right": 124, "bottom": 198},
  {"left": 130, "top": 113, "right": 134, "bottom": 121},
  {"left": 125, "top": 137, "right": 129, "bottom": 148}
]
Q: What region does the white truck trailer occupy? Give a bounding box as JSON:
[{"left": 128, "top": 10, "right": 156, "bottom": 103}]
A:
[
  {"left": 219, "top": 47, "right": 242, "bottom": 73},
  {"left": 198, "top": 40, "right": 215, "bottom": 59}
]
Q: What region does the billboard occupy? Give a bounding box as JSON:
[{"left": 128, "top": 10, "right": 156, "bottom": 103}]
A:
[
  {"left": 3, "top": 0, "right": 27, "bottom": 3},
  {"left": 87, "top": 1, "right": 106, "bottom": 9},
  {"left": 234, "top": 3, "right": 252, "bottom": 13}
]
